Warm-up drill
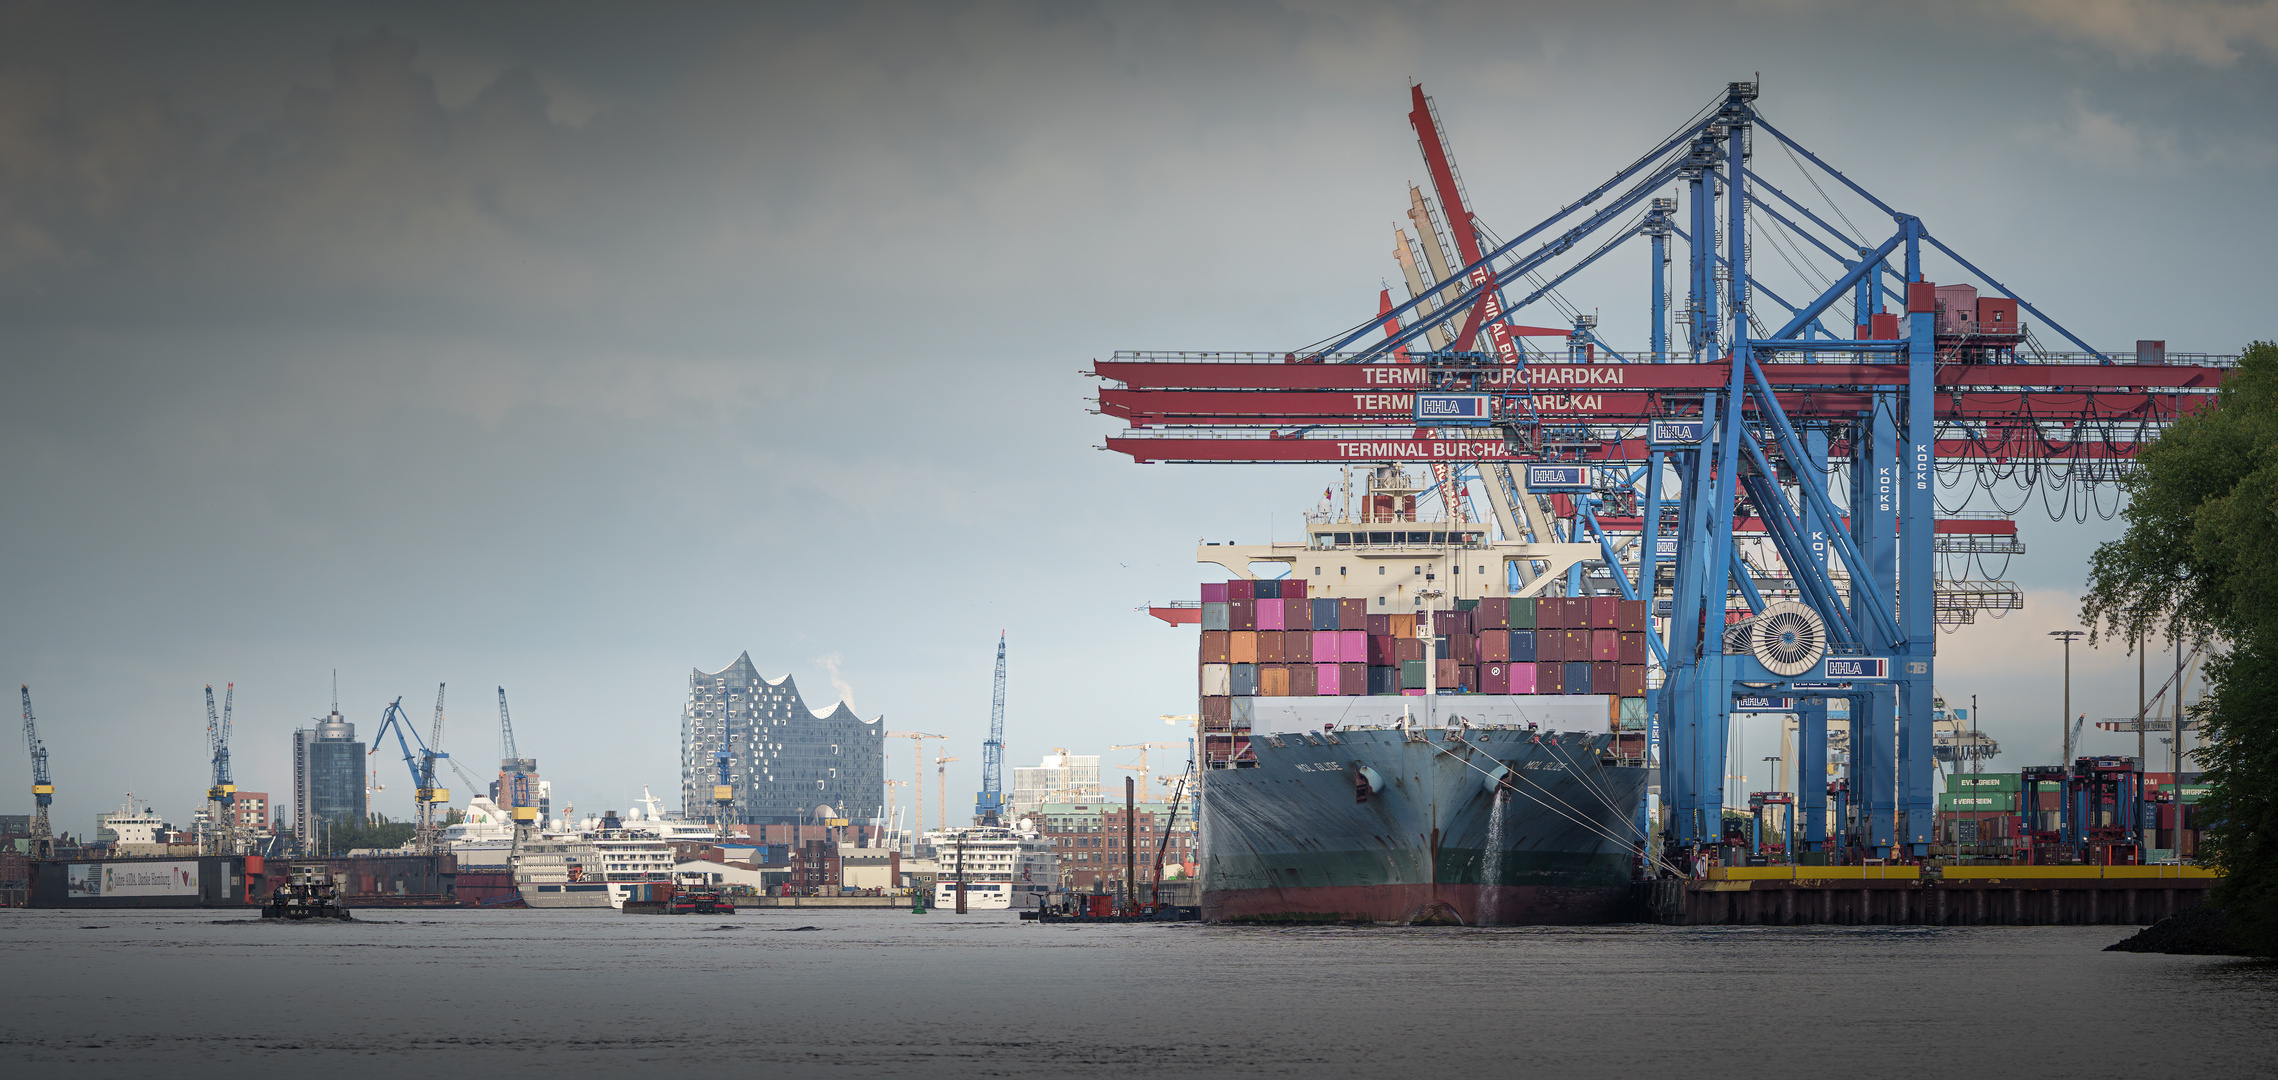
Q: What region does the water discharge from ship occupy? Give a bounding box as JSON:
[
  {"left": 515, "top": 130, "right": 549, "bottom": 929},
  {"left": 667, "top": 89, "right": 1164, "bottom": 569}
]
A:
[{"left": 1480, "top": 788, "right": 1508, "bottom": 922}]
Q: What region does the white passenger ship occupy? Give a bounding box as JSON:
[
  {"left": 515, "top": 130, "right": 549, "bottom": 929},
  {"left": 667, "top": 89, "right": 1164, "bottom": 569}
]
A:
[
  {"left": 513, "top": 828, "right": 677, "bottom": 909},
  {"left": 928, "top": 825, "right": 1057, "bottom": 911}
]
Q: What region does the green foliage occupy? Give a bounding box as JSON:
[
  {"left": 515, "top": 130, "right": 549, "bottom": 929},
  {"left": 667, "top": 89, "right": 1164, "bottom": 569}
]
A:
[
  {"left": 2082, "top": 340, "right": 2278, "bottom": 957},
  {"left": 319, "top": 813, "right": 418, "bottom": 854}
]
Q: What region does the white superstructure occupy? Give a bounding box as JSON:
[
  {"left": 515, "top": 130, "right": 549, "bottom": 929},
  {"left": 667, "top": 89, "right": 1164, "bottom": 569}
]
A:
[
  {"left": 927, "top": 825, "right": 1057, "bottom": 911},
  {"left": 513, "top": 828, "right": 676, "bottom": 909},
  {"left": 438, "top": 795, "right": 518, "bottom": 868}
]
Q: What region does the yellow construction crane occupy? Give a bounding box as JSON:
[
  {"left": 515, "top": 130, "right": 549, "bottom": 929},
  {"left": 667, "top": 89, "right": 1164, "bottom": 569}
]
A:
[
  {"left": 1111, "top": 742, "right": 1182, "bottom": 800},
  {"left": 885, "top": 731, "right": 944, "bottom": 837},
  {"left": 934, "top": 756, "right": 959, "bottom": 832}
]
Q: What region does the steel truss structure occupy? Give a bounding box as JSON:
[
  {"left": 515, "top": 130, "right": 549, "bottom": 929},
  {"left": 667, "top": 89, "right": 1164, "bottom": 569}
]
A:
[{"left": 1090, "top": 81, "right": 2236, "bottom": 862}]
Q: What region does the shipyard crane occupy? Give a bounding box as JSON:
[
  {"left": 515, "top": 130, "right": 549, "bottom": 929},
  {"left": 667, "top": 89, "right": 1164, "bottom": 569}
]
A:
[
  {"left": 712, "top": 749, "right": 736, "bottom": 837},
  {"left": 1092, "top": 78, "right": 2236, "bottom": 865},
  {"left": 496, "top": 687, "right": 538, "bottom": 826},
  {"left": 886, "top": 731, "right": 944, "bottom": 839},
  {"left": 418, "top": 683, "right": 451, "bottom": 843},
  {"left": 203, "top": 683, "right": 236, "bottom": 855},
  {"left": 20, "top": 687, "right": 53, "bottom": 855},
  {"left": 974, "top": 632, "right": 1007, "bottom": 826},
  {"left": 369, "top": 696, "right": 449, "bottom": 852}
]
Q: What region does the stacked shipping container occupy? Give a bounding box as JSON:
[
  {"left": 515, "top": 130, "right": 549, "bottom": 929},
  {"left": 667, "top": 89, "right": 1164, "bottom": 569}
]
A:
[{"left": 1198, "top": 579, "right": 1652, "bottom": 764}]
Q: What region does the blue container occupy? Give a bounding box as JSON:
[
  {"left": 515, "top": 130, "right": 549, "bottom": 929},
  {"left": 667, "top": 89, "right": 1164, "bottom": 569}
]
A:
[
  {"left": 1201, "top": 602, "right": 1230, "bottom": 631},
  {"left": 1312, "top": 597, "right": 1339, "bottom": 629},
  {"left": 1563, "top": 661, "right": 1593, "bottom": 695},
  {"left": 1368, "top": 665, "right": 1400, "bottom": 695},
  {"left": 1231, "top": 663, "right": 1258, "bottom": 696},
  {"left": 1255, "top": 579, "right": 1281, "bottom": 600},
  {"left": 1510, "top": 629, "right": 1537, "bottom": 662}
]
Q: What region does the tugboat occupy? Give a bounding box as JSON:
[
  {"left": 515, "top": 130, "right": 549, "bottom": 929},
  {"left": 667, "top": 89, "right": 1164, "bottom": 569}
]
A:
[{"left": 262, "top": 864, "right": 352, "bottom": 920}]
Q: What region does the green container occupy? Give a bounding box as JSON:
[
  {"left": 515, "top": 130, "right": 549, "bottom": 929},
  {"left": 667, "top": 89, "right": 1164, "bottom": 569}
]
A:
[
  {"left": 1455, "top": 598, "right": 1479, "bottom": 611},
  {"left": 2159, "top": 784, "right": 2211, "bottom": 803},
  {"left": 1947, "top": 774, "right": 2020, "bottom": 792},
  {"left": 1939, "top": 793, "right": 2016, "bottom": 812},
  {"left": 1401, "top": 660, "right": 1428, "bottom": 689},
  {"left": 1508, "top": 597, "right": 1537, "bottom": 630},
  {"left": 1618, "top": 697, "right": 1648, "bottom": 723}
]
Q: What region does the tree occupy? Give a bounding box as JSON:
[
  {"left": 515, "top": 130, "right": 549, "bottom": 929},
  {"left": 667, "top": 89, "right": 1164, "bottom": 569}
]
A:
[{"left": 2082, "top": 339, "right": 2278, "bottom": 956}]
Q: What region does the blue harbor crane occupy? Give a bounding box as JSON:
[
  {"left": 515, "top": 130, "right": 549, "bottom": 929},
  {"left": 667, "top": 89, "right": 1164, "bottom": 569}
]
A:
[
  {"left": 974, "top": 633, "right": 1007, "bottom": 826},
  {"left": 204, "top": 683, "right": 236, "bottom": 854},
  {"left": 20, "top": 686, "right": 53, "bottom": 853},
  {"left": 713, "top": 749, "right": 736, "bottom": 835},
  {"left": 497, "top": 687, "right": 539, "bottom": 826},
  {"left": 370, "top": 693, "right": 452, "bottom": 854}
]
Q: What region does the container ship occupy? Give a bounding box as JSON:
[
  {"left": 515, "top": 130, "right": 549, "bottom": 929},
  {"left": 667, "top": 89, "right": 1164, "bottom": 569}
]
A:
[{"left": 1193, "top": 466, "right": 1653, "bottom": 924}]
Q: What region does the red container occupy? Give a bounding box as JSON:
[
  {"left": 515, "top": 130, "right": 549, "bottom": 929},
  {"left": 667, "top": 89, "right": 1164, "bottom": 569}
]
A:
[
  {"left": 1228, "top": 578, "right": 1255, "bottom": 601},
  {"left": 1200, "top": 582, "right": 1229, "bottom": 603},
  {"left": 1338, "top": 598, "right": 1368, "bottom": 630},
  {"left": 1440, "top": 610, "right": 1473, "bottom": 635},
  {"left": 1229, "top": 598, "right": 1257, "bottom": 631},
  {"left": 1312, "top": 630, "right": 1341, "bottom": 663},
  {"left": 1199, "top": 631, "right": 1231, "bottom": 664},
  {"left": 1450, "top": 634, "right": 1476, "bottom": 664},
  {"left": 1367, "top": 634, "right": 1395, "bottom": 666},
  {"left": 1591, "top": 629, "right": 1620, "bottom": 662},
  {"left": 1618, "top": 632, "right": 1647, "bottom": 665},
  {"left": 1618, "top": 664, "right": 1647, "bottom": 698},
  {"left": 1588, "top": 597, "right": 1619, "bottom": 628},
  {"left": 1907, "top": 280, "right": 1937, "bottom": 313},
  {"left": 1394, "top": 637, "right": 1425, "bottom": 664},
  {"left": 1367, "top": 613, "right": 1392, "bottom": 636},
  {"left": 1201, "top": 696, "right": 1231, "bottom": 727},
  {"left": 1284, "top": 597, "right": 1313, "bottom": 631},
  {"left": 1317, "top": 663, "right": 1345, "bottom": 695},
  {"left": 1536, "top": 662, "right": 1565, "bottom": 695},
  {"left": 1592, "top": 661, "right": 1619, "bottom": 697},
  {"left": 1545, "top": 629, "right": 1574, "bottom": 663},
  {"left": 1339, "top": 630, "right": 1368, "bottom": 663},
  {"left": 1482, "top": 662, "right": 1509, "bottom": 694},
  {"left": 1536, "top": 598, "right": 1565, "bottom": 629},
  {"left": 1480, "top": 632, "right": 1510, "bottom": 663},
  {"left": 1977, "top": 296, "right": 2019, "bottom": 334},
  {"left": 1339, "top": 663, "right": 1368, "bottom": 695},
  {"left": 1436, "top": 659, "right": 1459, "bottom": 687},
  {"left": 1564, "top": 598, "right": 1591, "bottom": 628},
  {"left": 1510, "top": 663, "right": 1538, "bottom": 694},
  {"left": 1283, "top": 579, "right": 1308, "bottom": 600},
  {"left": 1258, "top": 632, "right": 1285, "bottom": 663},
  {"left": 1458, "top": 665, "right": 1477, "bottom": 692},
  {"left": 1285, "top": 630, "right": 1312, "bottom": 664},
  {"left": 1617, "top": 598, "right": 1648, "bottom": 633},
  {"left": 1477, "top": 597, "right": 1509, "bottom": 629},
  {"left": 1289, "top": 663, "right": 1318, "bottom": 696}
]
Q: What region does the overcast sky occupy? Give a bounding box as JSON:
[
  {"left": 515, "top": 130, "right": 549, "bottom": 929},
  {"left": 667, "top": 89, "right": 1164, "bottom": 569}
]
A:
[{"left": 3, "top": 0, "right": 2271, "bottom": 835}]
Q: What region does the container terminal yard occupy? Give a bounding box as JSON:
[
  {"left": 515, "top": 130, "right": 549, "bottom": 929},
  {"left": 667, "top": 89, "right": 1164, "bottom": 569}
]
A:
[{"left": 1, "top": 81, "right": 2231, "bottom": 927}]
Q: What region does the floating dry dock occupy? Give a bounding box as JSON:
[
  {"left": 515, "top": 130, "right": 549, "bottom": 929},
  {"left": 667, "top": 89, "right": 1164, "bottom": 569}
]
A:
[{"left": 1646, "top": 865, "right": 2219, "bottom": 926}]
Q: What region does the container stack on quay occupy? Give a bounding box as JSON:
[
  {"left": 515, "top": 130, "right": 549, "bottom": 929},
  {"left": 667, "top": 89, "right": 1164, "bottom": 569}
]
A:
[{"left": 1196, "top": 576, "right": 1651, "bottom": 765}]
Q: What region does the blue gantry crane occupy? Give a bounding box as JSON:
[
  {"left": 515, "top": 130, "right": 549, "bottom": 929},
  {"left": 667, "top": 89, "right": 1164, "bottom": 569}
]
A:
[
  {"left": 974, "top": 633, "right": 1006, "bottom": 826},
  {"left": 20, "top": 686, "right": 53, "bottom": 851},
  {"left": 1094, "top": 79, "right": 2229, "bottom": 867}
]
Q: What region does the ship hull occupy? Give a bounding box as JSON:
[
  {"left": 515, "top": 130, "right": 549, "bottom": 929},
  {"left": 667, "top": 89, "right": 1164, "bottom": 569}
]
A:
[{"left": 1200, "top": 726, "right": 1647, "bottom": 925}]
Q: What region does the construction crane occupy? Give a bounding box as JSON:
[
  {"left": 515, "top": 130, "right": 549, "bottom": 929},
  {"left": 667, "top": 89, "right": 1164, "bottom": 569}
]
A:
[
  {"left": 974, "top": 632, "right": 1007, "bottom": 826},
  {"left": 1110, "top": 743, "right": 1182, "bottom": 801},
  {"left": 712, "top": 749, "right": 736, "bottom": 838},
  {"left": 203, "top": 684, "right": 236, "bottom": 855},
  {"left": 885, "top": 731, "right": 944, "bottom": 839},
  {"left": 369, "top": 696, "right": 449, "bottom": 853},
  {"left": 20, "top": 687, "right": 53, "bottom": 855},
  {"left": 935, "top": 756, "right": 959, "bottom": 834},
  {"left": 496, "top": 687, "right": 539, "bottom": 827}
]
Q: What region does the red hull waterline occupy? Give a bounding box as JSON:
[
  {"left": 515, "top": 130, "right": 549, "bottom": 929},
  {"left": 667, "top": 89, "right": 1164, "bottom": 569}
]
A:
[{"left": 1204, "top": 883, "right": 1636, "bottom": 926}]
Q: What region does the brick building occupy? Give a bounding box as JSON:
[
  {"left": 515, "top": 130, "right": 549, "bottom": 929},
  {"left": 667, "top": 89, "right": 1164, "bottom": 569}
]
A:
[{"left": 1020, "top": 801, "right": 1197, "bottom": 896}]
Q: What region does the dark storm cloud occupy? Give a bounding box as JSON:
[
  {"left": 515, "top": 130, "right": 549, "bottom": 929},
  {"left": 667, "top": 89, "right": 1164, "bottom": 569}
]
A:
[{"left": 1, "top": 0, "right": 2272, "bottom": 831}]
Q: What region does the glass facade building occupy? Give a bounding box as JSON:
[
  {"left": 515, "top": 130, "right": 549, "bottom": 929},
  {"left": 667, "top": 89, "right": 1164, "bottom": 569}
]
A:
[
  {"left": 682, "top": 652, "right": 884, "bottom": 828},
  {"left": 292, "top": 711, "right": 366, "bottom": 849}
]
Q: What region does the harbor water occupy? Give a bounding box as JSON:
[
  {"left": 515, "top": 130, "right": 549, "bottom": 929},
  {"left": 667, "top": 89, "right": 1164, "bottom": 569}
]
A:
[{"left": 2, "top": 909, "right": 2271, "bottom": 1077}]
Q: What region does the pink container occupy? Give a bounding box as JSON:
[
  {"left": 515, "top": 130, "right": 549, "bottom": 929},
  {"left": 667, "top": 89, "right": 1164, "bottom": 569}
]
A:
[
  {"left": 1339, "top": 630, "right": 1367, "bottom": 663},
  {"left": 1312, "top": 630, "right": 1340, "bottom": 663},
  {"left": 1509, "top": 663, "right": 1538, "bottom": 694},
  {"left": 1258, "top": 601, "right": 1285, "bottom": 631},
  {"left": 1316, "top": 663, "right": 1344, "bottom": 695},
  {"left": 1200, "top": 582, "right": 1229, "bottom": 603}
]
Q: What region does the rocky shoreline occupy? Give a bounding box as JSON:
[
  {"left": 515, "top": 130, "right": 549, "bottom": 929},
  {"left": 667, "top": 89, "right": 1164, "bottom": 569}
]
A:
[{"left": 2105, "top": 905, "right": 2260, "bottom": 957}]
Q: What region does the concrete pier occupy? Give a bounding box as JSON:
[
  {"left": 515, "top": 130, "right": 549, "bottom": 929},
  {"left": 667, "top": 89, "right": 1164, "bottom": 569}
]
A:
[{"left": 1646, "top": 865, "right": 2219, "bottom": 926}]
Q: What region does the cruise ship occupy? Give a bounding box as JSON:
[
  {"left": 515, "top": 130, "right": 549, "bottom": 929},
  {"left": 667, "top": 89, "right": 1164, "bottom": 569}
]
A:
[
  {"left": 513, "top": 827, "right": 677, "bottom": 909},
  {"left": 928, "top": 825, "right": 1057, "bottom": 910}
]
